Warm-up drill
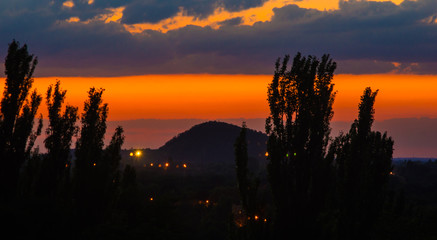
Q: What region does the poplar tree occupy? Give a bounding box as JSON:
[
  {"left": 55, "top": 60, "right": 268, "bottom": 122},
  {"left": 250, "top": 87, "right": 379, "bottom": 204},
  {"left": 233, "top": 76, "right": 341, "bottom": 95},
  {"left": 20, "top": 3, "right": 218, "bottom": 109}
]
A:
[
  {"left": 73, "top": 87, "right": 108, "bottom": 223},
  {"left": 328, "top": 87, "right": 393, "bottom": 240},
  {"left": 265, "top": 53, "right": 336, "bottom": 239},
  {"left": 0, "top": 40, "right": 42, "bottom": 198},
  {"left": 235, "top": 122, "right": 268, "bottom": 240},
  {"left": 73, "top": 87, "right": 125, "bottom": 225},
  {"left": 38, "top": 80, "right": 78, "bottom": 198}
]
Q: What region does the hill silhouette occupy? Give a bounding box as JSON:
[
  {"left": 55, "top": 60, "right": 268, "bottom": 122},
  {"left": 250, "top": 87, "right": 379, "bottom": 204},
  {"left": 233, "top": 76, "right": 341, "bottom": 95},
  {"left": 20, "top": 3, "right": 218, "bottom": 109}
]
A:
[{"left": 123, "top": 121, "right": 267, "bottom": 172}]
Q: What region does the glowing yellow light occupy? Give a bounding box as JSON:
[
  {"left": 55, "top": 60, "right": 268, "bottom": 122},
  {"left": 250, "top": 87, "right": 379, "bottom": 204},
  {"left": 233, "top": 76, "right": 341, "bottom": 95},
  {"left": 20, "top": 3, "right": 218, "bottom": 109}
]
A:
[
  {"left": 264, "top": 218, "right": 267, "bottom": 222},
  {"left": 150, "top": 197, "right": 153, "bottom": 201},
  {"left": 165, "top": 163, "right": 169, "bottom": 167},
  {"left": 183, "top": 164, "right": 187, "bottom": 168},
  {"left": 93, "top": 163, "right": 96, "bottom": 166},
  {"left": 129, "top": 152, "right": 134, "bottom": 156},
  {"left": 135, "top": 151, "right": 141, "bottom": 157},
  {"left": 150, "top": 163, "right": 154, "bottom": 167},
  {"left": 265, "top": 152, "right": 269, "bottom": 157},
  {"left": 254, "top": 215, "right": 259, "bottom": 220},
  {"left": 390, "top": 171, "right": 394, "bottom": 175},
  {"left": 206, "top": 200, "right": 209, "bottom": 204}
]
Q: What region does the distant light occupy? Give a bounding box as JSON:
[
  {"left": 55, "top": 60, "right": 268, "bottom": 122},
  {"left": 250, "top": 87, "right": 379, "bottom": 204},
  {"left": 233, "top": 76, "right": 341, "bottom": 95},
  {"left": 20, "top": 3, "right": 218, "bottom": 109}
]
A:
[
  {"left": 294, "top": 152, "right": 296, "bottom": 156},
  {"left": 135, "top": 150, "right": 141, "bottom": 157},
  {"left": 150, "top": 163, "right": 154, "bottom": 167},
  {"left": 176, "top": 165, "right": 179, "bottom": 168},
  {"left": 254, "top": 215, "right": 259, "bottom": 220},
  {"left": 183, "top": 163, "right": 187, "bottom": 168},
  {"left": 93, "top": 163, "right": 96, "bottom": 166},
  {"left": 206, "top": 200, "right": 209, "bottom": 204},
  {"left": 264, "top": 218, "right": 267, "bottom": 222},
  {"left": 390, "top": 171, "right": 394, "bottom": 175},
  {"left": 286, "top": 153, "right": 289, "bottom": 157},
  {"left": 165, "top": 163, "right": 169, "bottom": 167},
  {"left": 150, "top": 197, "right": 153, "bottom": 201},
  {"left": 265, "top": 152, "right": 269, "bottom": 157},
  {"left": 129, "top": 152, "right": 134, "bottom": 157},
  {"left": 65, "top": 164, "right": 69, "bottom": 168},
  {"left": 158, "top": 164, "right": 162, "bottom": 168}
]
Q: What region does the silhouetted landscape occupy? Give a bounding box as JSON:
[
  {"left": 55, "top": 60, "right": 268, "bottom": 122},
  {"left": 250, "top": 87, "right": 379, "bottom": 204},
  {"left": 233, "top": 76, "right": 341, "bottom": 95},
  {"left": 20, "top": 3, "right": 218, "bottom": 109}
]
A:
[{"left": 1, "top": 40, "right": 437, "bottom": 240}]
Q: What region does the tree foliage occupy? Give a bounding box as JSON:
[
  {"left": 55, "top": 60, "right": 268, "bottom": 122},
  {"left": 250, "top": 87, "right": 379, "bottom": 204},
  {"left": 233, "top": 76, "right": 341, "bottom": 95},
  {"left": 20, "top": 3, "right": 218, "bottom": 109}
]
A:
[
  {"left": 0, "top": 40, "right": 42, "bottom": 198},
  {"left": 73, "top": 87, "right": 126, "bottom": 226},
  {"left": 265, "top": 53, "right": 337, "bottom": 238},
  {"left": 37, "top": 80, "right": 78, "bottom": 198},
  {"left": 328, "top": 87, "right": 394, "bottom": 240},
  {"left": 234, "top": 122, "right": 265, "bottom": 239}
]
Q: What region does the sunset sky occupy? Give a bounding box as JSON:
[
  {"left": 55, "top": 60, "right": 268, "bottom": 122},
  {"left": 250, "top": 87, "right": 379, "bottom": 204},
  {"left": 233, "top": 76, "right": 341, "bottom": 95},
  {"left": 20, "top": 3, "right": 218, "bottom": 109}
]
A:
[{"left": 1, "top": 0, "right": 437, "bottom": 157}]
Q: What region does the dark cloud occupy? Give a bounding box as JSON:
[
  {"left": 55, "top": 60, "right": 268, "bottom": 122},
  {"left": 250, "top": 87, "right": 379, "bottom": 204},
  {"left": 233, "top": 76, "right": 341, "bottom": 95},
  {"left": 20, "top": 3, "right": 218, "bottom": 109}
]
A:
[
  {"left": 122, "top": 2, "right": 179, "bottom": 24},
  {"left": 218, "top": 17, "right": 243, "bottom": 27},
  {"left": 1, "top": 0, "right": 437, "bottom": 76},
  {"left": 120, "top": 0, "right": 268, "bottom": 24}
]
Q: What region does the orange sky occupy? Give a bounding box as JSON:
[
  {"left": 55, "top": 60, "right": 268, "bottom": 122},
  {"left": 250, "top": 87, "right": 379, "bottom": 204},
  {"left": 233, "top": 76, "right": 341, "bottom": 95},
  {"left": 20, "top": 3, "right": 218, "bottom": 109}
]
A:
[{"left": 2, "top": 74, "right": 437, "bottom": 122}]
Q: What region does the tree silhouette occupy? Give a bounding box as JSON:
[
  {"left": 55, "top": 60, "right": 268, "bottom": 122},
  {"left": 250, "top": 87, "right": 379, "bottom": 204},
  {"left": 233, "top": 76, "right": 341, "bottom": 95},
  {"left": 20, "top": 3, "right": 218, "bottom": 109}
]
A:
[
  {"left": 265, "top": 53, "right": 337, "bottom": 239},
  {"left": 73, "top": 87, "right": 125, "bottom": 228},
  {"left": 234, "top": 122, "right": 264, "bottom": 239},
  {"left": 73, "top": 87, "right": 109, "bottom": 222},
  {"left": 328, "top": 87, "right": 393, "bottom": 240},
  {"left": 0, "top": 40, "right": 42, "bottom": 199},
  {"left": 37, "top": 80, "right": 78, "bottom": 198}
]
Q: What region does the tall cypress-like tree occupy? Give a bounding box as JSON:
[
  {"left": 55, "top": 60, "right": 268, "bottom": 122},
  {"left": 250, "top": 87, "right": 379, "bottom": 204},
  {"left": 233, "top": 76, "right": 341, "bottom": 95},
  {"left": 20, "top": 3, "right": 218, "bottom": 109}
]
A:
[
  {"left": 101, "top": 126, "right": 125, "bottom": 206},
  {"left": 328, "top": 87, "right": 393, "bottom": 240},
  {"left": 38, "top": 80, "right": 78, "bottom": 198},
  {"left": 0, "top": 40, "right": 41, "bottom": 198},
  {"left": 234, "top": 122, "right": 266, "bottom": 240},
  {"left": 73, "top": 87, "right": 108, "bottom": 222},
  {"left": 265, "top": 53, "right": 336, "bottom": 239},
  {"left": 73, "top": 87, "right": 125, "bottom": 227}
]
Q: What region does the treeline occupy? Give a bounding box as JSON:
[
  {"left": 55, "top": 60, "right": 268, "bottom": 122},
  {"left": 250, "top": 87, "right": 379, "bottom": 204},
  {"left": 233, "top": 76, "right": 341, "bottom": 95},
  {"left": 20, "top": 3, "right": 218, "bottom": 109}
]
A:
[
  {"left": 233, "top": 53, "right": 429, "bottom": 240},
  {"left": 0, "top": 41, "right": 138, "bottom": 238},
  {"left": 1, "top": 40, "right": 434, "bottom": 239}
]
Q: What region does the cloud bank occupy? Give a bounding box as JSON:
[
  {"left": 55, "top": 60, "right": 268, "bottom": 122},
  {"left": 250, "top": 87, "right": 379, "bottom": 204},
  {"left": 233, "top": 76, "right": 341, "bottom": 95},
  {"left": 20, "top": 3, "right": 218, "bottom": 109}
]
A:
[{"left": 1, "top": 0, "right": 437, "bottom": 76}]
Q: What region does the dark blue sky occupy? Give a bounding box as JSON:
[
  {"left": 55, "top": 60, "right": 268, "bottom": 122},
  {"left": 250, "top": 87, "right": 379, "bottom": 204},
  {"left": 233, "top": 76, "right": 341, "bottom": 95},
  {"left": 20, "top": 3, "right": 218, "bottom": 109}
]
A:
[{"left": 0, "top": 0, "right": 436, "bottom": 77}]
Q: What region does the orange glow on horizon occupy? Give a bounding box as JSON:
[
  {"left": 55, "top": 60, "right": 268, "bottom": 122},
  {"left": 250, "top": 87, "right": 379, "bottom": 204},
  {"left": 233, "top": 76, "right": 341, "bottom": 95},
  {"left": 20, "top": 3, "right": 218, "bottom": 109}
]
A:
[{"left": 1, "top": 74, "right": 437, "bottom": 123}]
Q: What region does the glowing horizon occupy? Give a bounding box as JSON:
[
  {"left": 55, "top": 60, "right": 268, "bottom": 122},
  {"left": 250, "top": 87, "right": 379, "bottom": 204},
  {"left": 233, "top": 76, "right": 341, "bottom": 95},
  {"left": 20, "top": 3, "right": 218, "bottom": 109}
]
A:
[{"left": 2, "top": 73, "right": 437, "bottom": 122}]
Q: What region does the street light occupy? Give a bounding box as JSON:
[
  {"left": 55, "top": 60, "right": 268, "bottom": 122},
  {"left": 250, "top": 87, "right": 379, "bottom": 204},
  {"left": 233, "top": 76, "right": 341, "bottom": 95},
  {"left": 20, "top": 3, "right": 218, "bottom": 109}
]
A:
[{"left": 129, "top": 150, "right": 142, "bottom": 166}]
